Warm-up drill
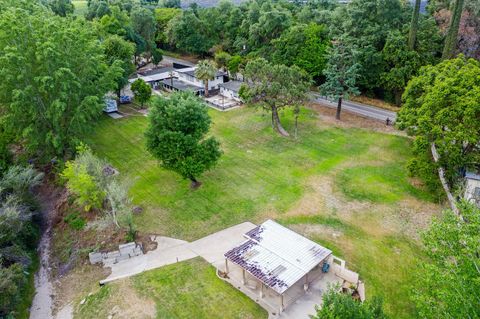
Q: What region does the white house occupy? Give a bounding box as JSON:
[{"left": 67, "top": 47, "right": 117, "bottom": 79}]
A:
[
  {"left": 465, "top": 171, "right": 480, "bottom": 207},
  {"left": 219, "top": 80, "right": 243, "bottom": 102},
  {"left": 176, "top": 67, "right": 227, "bottom": 90}
]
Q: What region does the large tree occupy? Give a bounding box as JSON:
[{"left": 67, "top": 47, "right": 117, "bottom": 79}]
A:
[
  {"left": 397, "top": 55, "right": 480, "bottom": 190},
  {"left": 0, "top": 3, "right": 121, "bottom": 159},
  {"left": 320, "top": 39, "right": 360, "bottom": 120},
  {"left": 145, "top": 93, "right": 222, "bottom": 188},
  {"left": 413, "top": 203, "right": 480, "bottom": 319},
  {"left": 130, "top": 6, "right": 156, "bottom": 61},
  {"left": 195, "top": 60, "right": 217, "bottom": 98},
  {"left": 408, "top": 0, "right": 422, "bottom": 49},
  {"left": 272, "top": 23, "right": 330, "bottom": 81},
  {"left": 381, "top": 31, "right": 421, "bottom": 106},
  {"left": 43, "top": 0, "right": 74, "bottom": 16},
  {"left": 167, "top": 10, "right": 214, "bottom": 55},
  {"left": 103, "top": 35, "right": 135, "bottom": 97},
  {"left": 240, "top": 58, "right": 312, "bottom": 137}
]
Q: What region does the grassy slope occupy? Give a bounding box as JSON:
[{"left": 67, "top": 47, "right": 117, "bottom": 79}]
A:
[{"left": 86, "top": 105, "right": 437, "bottom": 318}]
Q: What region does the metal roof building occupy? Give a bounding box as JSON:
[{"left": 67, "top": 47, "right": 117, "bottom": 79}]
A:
[{"left": 224, "top": 219, "right": 332, "bottom": 294}]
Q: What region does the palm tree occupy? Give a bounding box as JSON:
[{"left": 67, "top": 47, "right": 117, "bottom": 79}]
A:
[{"left": 195, "top": 60, "right": 217, "bottom": 97}]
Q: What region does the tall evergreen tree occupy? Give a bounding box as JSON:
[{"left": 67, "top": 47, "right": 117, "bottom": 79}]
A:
[
  {"left": 408, "top": 0, "right": 422, "bottom": 49},
  {"left": 442, "top": 0, "right": 465, "bottom": 59},
  {"left": 320, "top": 39, "right": 360, "bottom": 120}
]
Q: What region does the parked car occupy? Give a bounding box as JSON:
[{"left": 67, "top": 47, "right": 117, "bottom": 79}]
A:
[{"left": 119, "top": 95, "right": 132, "bottom": 104}]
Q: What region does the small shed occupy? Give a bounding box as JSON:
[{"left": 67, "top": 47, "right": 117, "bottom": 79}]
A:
[{"left": 465, "top": 171, "right": 480, "bottom": 207}]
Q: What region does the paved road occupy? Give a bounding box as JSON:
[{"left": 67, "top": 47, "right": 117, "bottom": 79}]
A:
[{"left": 311, "top": 93, "right": 397, "bottom": 123}]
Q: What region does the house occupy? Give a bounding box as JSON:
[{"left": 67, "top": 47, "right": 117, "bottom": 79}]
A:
[
  {"left": 465, "top": 171, "right": 480, "bottom": 207},
  {"left": 176, "top": 67, "right": 227, "bottom": 91},
  {"left": 162, "top": 78, "right": 205, "bottom": 96},
  {"left": 222, "top": 220, "right": 364, "bottom": 316},
  {"left": 129, "top": 67, "right": 176, "bottom": 89},
  {"left": 219, "top": 80, "right": 243, "bottom": 102}
]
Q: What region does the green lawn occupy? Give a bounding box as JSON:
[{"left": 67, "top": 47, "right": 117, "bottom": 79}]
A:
[
  {"left": 86, "top": 105, "right": 439, "bottom": 318},
  {"left": 76, "top": 258, "right": 266, "bottom": 319}
]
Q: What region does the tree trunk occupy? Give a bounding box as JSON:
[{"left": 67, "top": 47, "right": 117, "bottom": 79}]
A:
[
  {"left": 336, "top": 97, "right": 342, "bottom": 120},
  {"left": 442, "top": 0, "right": 465, "bottom": 59},
  {"left": 190, "top": 177, "right": 202, "bottom": 189},
  {"left": 204, "top": 80, "right": 209, "bottom": 97},
  {"left": 408, "top": 0, "right": 421, "bottom": 50},
  {"left": 394, "top": 89, "right": 402, "bottom": 106},
  {"left": 271, "top": 106, "right": 289, "bottom": 137}
]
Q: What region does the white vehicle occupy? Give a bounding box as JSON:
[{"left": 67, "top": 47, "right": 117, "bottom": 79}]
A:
[{"left": 104, "top": 98, "right": 118, "bottom": 113}]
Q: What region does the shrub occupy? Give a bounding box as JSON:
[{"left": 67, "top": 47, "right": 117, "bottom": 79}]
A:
[
  {"left": 64, "top": 212, "right": 87, "bottom": 230},
  {"left": 61, "top": 161, "right": 105, "bottom": 211}
]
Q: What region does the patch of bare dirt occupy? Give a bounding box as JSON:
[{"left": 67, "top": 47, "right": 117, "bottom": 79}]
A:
[
  {"left": 381, "top": 198, "right": 443, "bottom": 241},
  {"left": 289, "top": 223, "right": 344, "bottom": 240},
  {"left": 53, "top": 264, "right": 110, "bottom": 315},
  {"left": 91, "top": 279, "right": 156, "bottom": 319}
]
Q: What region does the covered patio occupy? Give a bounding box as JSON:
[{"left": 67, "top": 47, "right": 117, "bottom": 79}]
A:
[{"left": 219, "top": 220, "right": 364, "bottom": 318}]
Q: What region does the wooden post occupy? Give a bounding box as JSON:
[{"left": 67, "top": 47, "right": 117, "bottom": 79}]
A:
[
  {"left": 279, "top": 294, "right": 284, "bottom": 313},
  {"left": 304, "top": 273, "right": 309, "bottom": 291},
  {"left": 260, "top": 283, "right": 264, "bottom": 298},
  {"left": 225, "top": 258, "right": 229, "bottom": 274},
  {"left": 242, "top": 268, "right": 246, "bottom": 285}
]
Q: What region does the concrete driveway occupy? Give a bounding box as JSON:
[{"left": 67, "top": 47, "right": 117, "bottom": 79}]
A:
[{"left": 101, "top": 222, "right": 255, "bottom": 284}]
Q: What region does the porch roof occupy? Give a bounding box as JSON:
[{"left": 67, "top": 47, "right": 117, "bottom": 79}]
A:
[{"left": 224, "top": 219, "right": 332, "bottom": 294}]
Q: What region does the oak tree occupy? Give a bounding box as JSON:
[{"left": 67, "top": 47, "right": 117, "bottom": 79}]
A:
[{"left": 145, "top": 93, "right": 222, "bottom": 188}]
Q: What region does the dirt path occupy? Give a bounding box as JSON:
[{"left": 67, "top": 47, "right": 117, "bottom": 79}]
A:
[{"left": 29, "top": 184, "right": 72, "bottom": 319}]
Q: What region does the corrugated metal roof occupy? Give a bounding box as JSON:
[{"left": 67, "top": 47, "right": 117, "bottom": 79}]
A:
[{"left": 224, "top": 220, "right": 332, "bottom": 294}]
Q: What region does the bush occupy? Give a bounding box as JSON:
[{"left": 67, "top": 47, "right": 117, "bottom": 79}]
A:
[
  {"left": 0, "top": 166, "right": 42, "bottom": 318},
  {"left": 0, "top": 264, "right": 26, "bottom": 316},
  {"left": 64, "top": 212, "right": 87, "bottom": 230},
  {"left": 61, "top": 161, "right": 105, "bottom": 212}
]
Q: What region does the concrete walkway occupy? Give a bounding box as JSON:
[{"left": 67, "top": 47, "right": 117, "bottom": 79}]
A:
[{"left": 101, "top": 222, "right": 255, "bottom": 284}]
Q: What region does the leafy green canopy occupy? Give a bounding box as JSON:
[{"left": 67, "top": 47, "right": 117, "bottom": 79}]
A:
[
  {"left": 272, "top": 23, "right": 330, "bottom": 81},
  {"left": 131, "top": 79, "right": 152, "bottom": 107},
  {"left": 413, "top": 203, "right": 480, "bottom": 319},
  {"left": 320, "top": 40, "right": 360, "bottom": 101},
  {"left": 0, "top": 2, "right": 121, "bottom": 159},
  {"left": 145, "top": 92, "right": 222, "bottom": 186},
  {"left": 397, "top": 56, "right": 480, "bottom": 189},
  {"left": 312, "top": 289, "right": 388, "bottom": 319}
]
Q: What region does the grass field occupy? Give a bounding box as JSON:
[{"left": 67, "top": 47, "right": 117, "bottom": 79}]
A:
[
  {"left": 72, "top": 0, "right": 88, "bottom": 16},
  {"left": 85, "top": 105, "right": 441, "bottom": 318},
  {"left": 77, "top": 258, "right": 266, "bottom": 319}
]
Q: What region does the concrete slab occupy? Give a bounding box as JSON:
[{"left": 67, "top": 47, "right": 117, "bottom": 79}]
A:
[
  {"left": 107, "top": 112, "right": 124, "bottom": 119},
  {"left": 100, "top": 236, "right": 197, "bottom": 284},
  {"left": 188, "top": 222, "right": 256, "bottom": 267}
]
